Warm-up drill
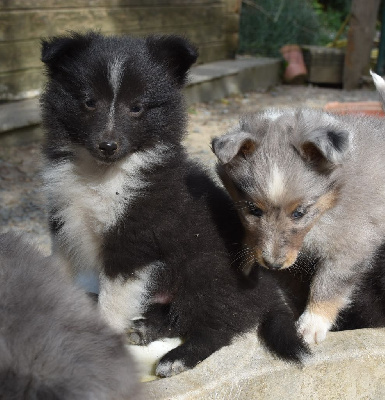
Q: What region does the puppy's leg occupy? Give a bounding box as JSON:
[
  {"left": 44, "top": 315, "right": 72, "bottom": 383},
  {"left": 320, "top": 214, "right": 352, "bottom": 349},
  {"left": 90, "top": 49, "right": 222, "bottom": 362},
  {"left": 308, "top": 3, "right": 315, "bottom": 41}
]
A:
[
  {"left": 98, "top": 266, "right": 155, "bottom": 332},
  {"left": 297, "top": 298, "right": 348, "bottom": 344},
  {"left": 155, "top": 329, "right": 232, "bottom": 378},
  {"left": 297, "top": 261, "right": 360, "bottom": 344},
  {"left": 127, "top": 303, "right": 178, "bottom": 345}
]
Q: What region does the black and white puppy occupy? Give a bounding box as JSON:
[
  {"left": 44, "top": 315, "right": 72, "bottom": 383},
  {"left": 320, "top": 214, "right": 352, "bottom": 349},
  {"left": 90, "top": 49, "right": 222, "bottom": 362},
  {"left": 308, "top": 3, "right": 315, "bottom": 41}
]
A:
[
  {"left": 40, "top": 32, "right": 309, "bottom": 377},
  {"left": 0, "top": 232, "right": 140, "bottom": 400}
]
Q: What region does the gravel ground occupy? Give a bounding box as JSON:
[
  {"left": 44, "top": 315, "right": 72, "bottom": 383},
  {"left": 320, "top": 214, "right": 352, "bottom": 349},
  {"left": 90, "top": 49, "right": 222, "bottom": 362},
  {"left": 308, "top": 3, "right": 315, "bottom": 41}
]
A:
[{"left": 0, "top": 84, "right": 381, "bottom": 253}]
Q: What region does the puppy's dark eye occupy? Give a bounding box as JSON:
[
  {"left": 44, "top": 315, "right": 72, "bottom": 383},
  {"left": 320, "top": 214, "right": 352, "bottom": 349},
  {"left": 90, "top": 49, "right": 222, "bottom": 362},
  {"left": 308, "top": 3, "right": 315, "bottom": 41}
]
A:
[
  {"left": 292, "top": 207, "right": 306, "bottom": 220},
  {"left": 129, "top": 104, "right": 143, "bottom": 116},
  {"left": 85, "top": 99, "right": 96, "bottom": 111},
  {"left": 246, "top": 201, "right": 263, "bottom": 217}
]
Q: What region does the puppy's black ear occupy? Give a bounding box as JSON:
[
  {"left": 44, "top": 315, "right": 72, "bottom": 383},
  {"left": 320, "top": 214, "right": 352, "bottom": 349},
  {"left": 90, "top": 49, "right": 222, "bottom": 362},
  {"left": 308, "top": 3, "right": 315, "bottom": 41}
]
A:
[
  {"left": 41, "top": 31, "right": 97, "bottom": 69},
  {"left": 212, "top": 131, "right": 257, "bottom": 164},
  {"left": 146, "top": 35, "right": 198, "bottom": 86}
]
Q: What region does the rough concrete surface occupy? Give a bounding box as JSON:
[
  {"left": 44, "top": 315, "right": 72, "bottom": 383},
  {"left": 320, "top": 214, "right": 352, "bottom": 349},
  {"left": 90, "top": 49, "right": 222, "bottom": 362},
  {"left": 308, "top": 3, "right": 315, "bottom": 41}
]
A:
[{"left": 144, "top": 329, "right": 385, "bottom": 400}]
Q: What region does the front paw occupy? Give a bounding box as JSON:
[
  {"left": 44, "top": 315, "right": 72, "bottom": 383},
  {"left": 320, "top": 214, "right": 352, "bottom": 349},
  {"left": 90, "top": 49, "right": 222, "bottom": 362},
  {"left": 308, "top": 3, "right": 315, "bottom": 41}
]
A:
[
  {"left": 297, "top": 310, "right": 332, "bottom": 345},
  {"left": 155, "top": 345, "right": 197, "bottom": 377},
  {"left": 155, "top": 359, "right": 188, "bottom": 378},
  {"left": 127, "top": 318, "right": 153, "bottom": 345}
]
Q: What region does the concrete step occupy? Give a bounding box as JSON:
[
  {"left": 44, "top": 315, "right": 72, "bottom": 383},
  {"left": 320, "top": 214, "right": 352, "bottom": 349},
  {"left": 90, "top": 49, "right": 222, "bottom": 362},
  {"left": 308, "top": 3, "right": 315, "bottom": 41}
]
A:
[
  {"left": 0, "top": 56, "right": 281, "bottom": 136},
  {"left": 143, "top": 328, "right": 385, "bottom": 399},
  {"left": 0, "top": 97, "right": 40, "bottom": 134},
  {"left": 185, "top": 56, "right": 281, "bottom": 105}
]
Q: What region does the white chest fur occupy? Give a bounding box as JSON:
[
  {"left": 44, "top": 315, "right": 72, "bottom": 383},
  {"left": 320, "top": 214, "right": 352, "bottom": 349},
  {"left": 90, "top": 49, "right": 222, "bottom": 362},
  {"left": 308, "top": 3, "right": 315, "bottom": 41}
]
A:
[{"left": 43, "top": 145, "right": 169, "bottom": 276}]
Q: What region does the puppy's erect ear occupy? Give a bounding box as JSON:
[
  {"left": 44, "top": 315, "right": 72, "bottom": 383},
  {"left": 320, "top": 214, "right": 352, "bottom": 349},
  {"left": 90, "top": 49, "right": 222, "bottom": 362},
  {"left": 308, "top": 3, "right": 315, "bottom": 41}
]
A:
[
  {"left": 211, "top": 130, "right": 257, "bottom": 164},
  {"left": 146, "top": 35, "right": 198, "bottom": 86},
  {"left": 41, "top": 31, "right": 97, "bottom": 70},
  {"left": 298, "top": 125, "right": 350, "bottom": 172}
]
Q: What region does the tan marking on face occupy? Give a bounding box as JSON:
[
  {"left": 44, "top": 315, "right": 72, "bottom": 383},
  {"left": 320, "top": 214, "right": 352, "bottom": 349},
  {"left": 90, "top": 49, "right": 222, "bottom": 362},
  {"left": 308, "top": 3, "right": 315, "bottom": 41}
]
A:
[
  {"left": 254, "top": 247, "right": 265, "bottom": 268},
  {"left": 316, "top": 190, "right": 339, "bottom": 213},
  {"left": 308, "top": 298, "right": 346, "bottom": 321},
  {"left": 252, "top": 199, "right": 268, "bottom": 212},
  {"left": 284, "top": 200, "right": 304, "bottom": 215},
  {"left": 252, "top": 244, "right": 298, "bottom": 270},
  {"left": 282, "top": 249, "right": 299, "bottom": 268},
  {"left": 238, "top": 190, "right": 338, "bottom": 271},
  {"left": 279, "top": 190, "right": 339, "bottom": 268},
  {"left": 275, "top": 227, "right": 311, "bottom": 270}
]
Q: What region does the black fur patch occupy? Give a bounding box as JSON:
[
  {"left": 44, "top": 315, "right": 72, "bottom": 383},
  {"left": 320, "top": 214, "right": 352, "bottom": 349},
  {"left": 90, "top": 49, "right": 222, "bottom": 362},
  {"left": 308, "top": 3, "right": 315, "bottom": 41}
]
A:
[{"left": 326, "top": 130, "right": 349, "bottom": 153}]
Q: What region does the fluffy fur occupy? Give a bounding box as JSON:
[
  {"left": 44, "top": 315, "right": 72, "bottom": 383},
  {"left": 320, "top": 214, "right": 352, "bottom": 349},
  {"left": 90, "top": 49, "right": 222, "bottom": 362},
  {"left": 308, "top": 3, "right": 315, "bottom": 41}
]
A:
[
  {"left": 335, "top": 241, "right": 385, "bottom": 330},
  {"left": 212, "top": 105, "right": 385, "bottom": 345},
  {"left": 40, "top": 32, "right": 309, "bottom": 377},
  {"left": 0, "top": 232, "right": 140, "bottom": 400}
]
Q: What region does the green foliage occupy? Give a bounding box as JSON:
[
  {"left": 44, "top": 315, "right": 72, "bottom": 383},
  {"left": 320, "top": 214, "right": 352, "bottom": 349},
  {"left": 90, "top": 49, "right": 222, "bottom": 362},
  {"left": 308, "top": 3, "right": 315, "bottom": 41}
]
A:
[
  {"left": 313, "top": 0, "right": 351, "bottom": 45},
  {"left": 239, "top": 0, "right": 321, "bottom": 57},
  {"left": 238, "top": 0, "right": 351, "bottom": 57}
]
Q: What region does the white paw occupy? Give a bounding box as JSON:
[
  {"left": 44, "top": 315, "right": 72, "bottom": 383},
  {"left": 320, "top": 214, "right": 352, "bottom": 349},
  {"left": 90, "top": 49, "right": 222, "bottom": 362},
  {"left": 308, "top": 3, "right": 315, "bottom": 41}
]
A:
[
  {"left": 297, "top": 310, "right": 332, "bottom": 345},
  {"left": 155, "top": 359, "right": 187, "bottom": 378}
]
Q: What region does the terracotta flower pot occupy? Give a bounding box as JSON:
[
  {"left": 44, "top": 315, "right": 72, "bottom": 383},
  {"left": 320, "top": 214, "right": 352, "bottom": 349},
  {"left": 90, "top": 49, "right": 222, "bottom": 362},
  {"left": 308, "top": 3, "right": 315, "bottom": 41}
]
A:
[
  {"left": 324, "top": 101, "right": 385, "bottom": 117},
  {"left": 280, "top": 44, "right": 307, "bottom": 84}
]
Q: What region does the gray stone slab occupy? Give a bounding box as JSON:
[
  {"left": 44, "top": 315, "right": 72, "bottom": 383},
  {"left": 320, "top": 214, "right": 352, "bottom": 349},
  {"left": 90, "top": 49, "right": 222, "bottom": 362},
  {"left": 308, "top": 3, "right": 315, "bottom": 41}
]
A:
[
  {"left": 188, "top": 57, "right": 280, "bottom": 85},
  {"left": 185, "top": 57, "right": 281, "bottom": 105},
  {"left": 143, "top": 328, "right": 385, "bottom": 399},
  {"left": 0, "top": 98, "right": 40, "bottom": 133}
]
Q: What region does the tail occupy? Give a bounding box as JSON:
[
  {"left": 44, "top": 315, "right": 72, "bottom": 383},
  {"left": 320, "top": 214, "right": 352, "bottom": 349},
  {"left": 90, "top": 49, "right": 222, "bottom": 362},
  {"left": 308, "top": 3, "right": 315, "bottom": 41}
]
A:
[
  {"left": 258, "top": 309, "right": 310, "bottom": 363},
  {"left": 370, "top": 70, "right": 385, "bottom": 107}
]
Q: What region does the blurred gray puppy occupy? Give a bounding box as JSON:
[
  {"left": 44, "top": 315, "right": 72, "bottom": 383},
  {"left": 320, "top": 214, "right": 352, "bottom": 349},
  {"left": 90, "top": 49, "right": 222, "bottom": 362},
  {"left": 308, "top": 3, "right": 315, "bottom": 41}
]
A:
[
  {"left": 0, "top": 232, "right": 141, "bottom": 400},
  {"left": 212, "top": 89, "right": 385, "bottom": 345}
]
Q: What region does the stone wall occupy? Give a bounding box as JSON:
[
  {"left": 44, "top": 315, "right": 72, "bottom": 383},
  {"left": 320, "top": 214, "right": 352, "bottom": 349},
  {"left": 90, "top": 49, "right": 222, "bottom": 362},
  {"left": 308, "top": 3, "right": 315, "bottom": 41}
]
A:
[{"left": 0, "top": 0, "right": 241, "bottom": 100}]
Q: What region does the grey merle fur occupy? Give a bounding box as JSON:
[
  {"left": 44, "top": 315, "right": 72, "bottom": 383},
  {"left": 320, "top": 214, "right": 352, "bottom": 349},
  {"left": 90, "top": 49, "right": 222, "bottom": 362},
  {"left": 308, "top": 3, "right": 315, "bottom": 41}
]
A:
[
  {"left": 212, "top": 106, "right": 385, "bottom": 345},
  {"left": 40, "top": 32, "right": 309, "bottom": 377},
  {"left": 0, "top": 232, "right": 140, "bottom": 400}
]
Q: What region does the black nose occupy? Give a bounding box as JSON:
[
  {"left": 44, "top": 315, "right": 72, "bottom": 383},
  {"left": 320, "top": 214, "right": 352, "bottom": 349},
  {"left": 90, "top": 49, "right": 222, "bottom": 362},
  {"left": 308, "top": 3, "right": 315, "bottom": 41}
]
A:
[{"left": 99, "top": 141, "right": 118, "bottom": 156}]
